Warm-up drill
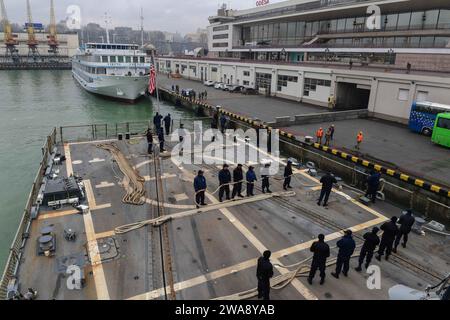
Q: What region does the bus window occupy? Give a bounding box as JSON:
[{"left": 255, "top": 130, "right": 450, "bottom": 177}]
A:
[
  {"left": 432, "top": 114, "right": 450, "bottom": 148},
  {"left": 437, "top": 117, "right": 450, "bottom": 129}
]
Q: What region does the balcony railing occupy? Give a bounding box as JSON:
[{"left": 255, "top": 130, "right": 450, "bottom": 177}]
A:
[{"left": 234, "top": 0, "right": 385, "bottom": 23}]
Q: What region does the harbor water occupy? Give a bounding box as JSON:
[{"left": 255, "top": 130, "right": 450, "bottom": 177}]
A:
[{"left": 0, "top": 70, "right": 195, "bottom": 272}]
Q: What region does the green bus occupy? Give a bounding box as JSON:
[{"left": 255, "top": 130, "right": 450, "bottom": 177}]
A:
[{"left": 432, "top": 113, "right": 450, "bottom": 148}]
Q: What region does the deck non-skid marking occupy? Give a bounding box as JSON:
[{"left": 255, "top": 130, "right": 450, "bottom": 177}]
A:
[
  {"left": 89, "top": 158, "right": 105, "bottom": 163},
  {"left": 143, "top": 173, "right": 177, "bottom": 181},
  {"left": 37, "top": 209, "right": 79, "bottom": 220},
  {"left": 64, "top": 145, "right": 110, "bottom": 300},
  {"left": 82, "top": 179, "right": 110, "bottom": 300},
  {"left": 173, "top": 193, "right": 189, "bottom": 202},
  {"left": 84, "top": 180, "right": 112, "bottom": 210},
  {"left": 133, "top": 159, "right": 154, "bottom": 169},
  {"left": 84, "top": 210, "right": 110, "bottom": 300},
  {"left": 183, "top": 168, "right": 317, "bottom": 300},
  {"left": 63, "top": 144, "right": 73, "bottom": 176},
  {"left": 132, "top": 139, "right": 391, "bottom": 301},
  {"left": 213, "top": 198, "right": 318, "bottom": 300},
  {"left": 238, "top": 137, "right": 389, "bottom": 221},
  {"left": 95, "top": 181, "right": 115, "bottom": 189},
  {"left": 95, "top": 230, "right": 116, "bottom": 240},
  {"left": 128, "top": 216, "right": 385, "bottom": 301}
]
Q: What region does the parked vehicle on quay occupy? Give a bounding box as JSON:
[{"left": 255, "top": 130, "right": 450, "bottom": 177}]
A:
[
  {"left": 431, "top": 113, "right": 450, "bottom": 148},
  {"left": 408, "top": 101, "right": 450, "bottom": 136},
  {"left": 222, "top": 84, "right": 234, "bottom": 91},
  {"left": 204, "top": 80, "right": 215, "bottom": 86},
  {"left": 214, "top": 82, "right": 225, "bottom": 89},
  {"left": 241, "top": 87, "right": 258, "bottom": 95},
  {"left": 228, "top": 85, "right": 244, "bottom": 93},
  {"left": 181, "top": 88, "right": 194, "bottom": 97}
]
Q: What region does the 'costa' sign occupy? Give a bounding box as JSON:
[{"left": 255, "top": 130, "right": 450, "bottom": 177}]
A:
[{"left": 256, "top": 0, "right": 269, "bottom": 6}]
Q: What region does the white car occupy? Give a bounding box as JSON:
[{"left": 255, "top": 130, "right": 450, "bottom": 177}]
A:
[
  {"left": 204, "top": 80, "right": 215, "bottom": 86},
  {"left": 214, "top": 82, "right": 225, "bottom": 89}
]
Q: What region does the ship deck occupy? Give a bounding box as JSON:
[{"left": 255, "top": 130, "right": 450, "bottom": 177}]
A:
[{"left": 15, "top": 135, "right": 449, "bottom": 300}]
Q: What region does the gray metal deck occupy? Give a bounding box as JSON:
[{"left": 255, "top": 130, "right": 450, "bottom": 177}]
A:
[{"left": 9, "top": 133, "right": 450, "bottom": 300}]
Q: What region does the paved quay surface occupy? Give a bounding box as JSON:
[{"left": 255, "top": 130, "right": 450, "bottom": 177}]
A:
[
  {"left": 159, "top": 77, "right": 326, "bottom": 122},
  {"left": 159, "top": 76, "right": 450, "bottom": 186},
  {"left": 284, "top": 119, "right": 450, "bottom": 186}
]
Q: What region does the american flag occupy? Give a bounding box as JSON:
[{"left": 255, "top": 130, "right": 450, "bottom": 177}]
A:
[{"left": 148, "top": 64, "right": 156, "bottom": 94}]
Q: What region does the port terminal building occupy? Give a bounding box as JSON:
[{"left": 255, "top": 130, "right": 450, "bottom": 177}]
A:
[{"left": 156, "top": 0, "right": 450, "bottom": 124}]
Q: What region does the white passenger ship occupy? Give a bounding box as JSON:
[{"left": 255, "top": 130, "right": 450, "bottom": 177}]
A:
[{"left": 72, "top": 42, "right": 151, "bottom": 102}]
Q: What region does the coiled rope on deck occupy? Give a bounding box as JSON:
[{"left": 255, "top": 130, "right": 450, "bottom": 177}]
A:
[{"left": 97, "top": 143, "right": 146, "bottom": 205}]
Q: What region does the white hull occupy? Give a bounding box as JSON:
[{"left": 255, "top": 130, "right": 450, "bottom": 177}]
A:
[{"left": 72, "top": 71, "right": 149, "bottom": 101}]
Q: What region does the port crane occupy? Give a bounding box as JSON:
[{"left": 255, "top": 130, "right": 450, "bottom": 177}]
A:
[
  {"left": 26, "top": 0, "right": 40, "bottom": 61},
  {"left": 47, "top": 0, "right": 58, "bottom": 56},
  {"left": 0, "top": 0, "right": 20, "bottom": 63}
]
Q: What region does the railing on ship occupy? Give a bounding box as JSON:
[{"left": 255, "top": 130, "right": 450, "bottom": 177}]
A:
[
  {"left": 57, "top": 118, "right": 210, "bottom": 143},
  {"left": 0, "top": 128, "right": 57, "bottom": 300},
  {"left": 0, "top": 118, "right": 211, "bottom": 299}
]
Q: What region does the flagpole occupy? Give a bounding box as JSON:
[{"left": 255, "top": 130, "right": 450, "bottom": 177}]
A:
[{"left": 151, "top": 49, "right": 161, "bottom": 114}]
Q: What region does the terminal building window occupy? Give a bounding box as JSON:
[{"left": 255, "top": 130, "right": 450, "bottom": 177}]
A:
[
  {"left": 213, "top": 42, "right": 228, "bottom": 48},
  {"left": 213, "top": 25, "right": 229, "bottom": 32},
  {"left": 397, "top": 12, "right": 411, "bottom": 30},
  {"left": 243, "top": 71, "right": 250, "bottom": 76},
  {"left": 438, "top": 10, "right": 450, "bottom": 29},
  {"left": 424, "top": 10, "right": 440, "bottom": 29},
  {"left": 255, "top": 72, "right": 272, "bottom": 89},
  {"left": 303, "top": 78, "right": 331, "bottom": 96},
  {"left": 398, "top": 89, "right": 409, "bottom": 101},
  {"left": 277, "top": 75, "right": 298, "bottom": 91},
  {"left": 239, "top": 9, "right": 450, "bottom": 47},
  {"left": 213, "top": 34, "right": 229, "bottom": 40}
]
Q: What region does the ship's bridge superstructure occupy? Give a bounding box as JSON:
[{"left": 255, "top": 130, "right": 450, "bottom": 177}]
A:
[{"left": 73, "top": 43, "right": 150, "bottom": 78}]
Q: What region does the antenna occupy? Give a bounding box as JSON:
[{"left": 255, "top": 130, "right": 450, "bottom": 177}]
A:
[
  {"left": 140, "top": 6, "right": 144, "bottom": 47},
  {"left": 104, "top": 12, "right": 110, "bottom": 43}
]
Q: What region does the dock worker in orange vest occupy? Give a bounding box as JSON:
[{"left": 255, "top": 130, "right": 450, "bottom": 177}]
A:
[
  {"left": 316, "top": 127, "right": 324, "bottom": 144},
  {"left": 356, "top": 131, "right": 364, "bottom": 150}
]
